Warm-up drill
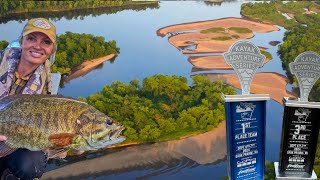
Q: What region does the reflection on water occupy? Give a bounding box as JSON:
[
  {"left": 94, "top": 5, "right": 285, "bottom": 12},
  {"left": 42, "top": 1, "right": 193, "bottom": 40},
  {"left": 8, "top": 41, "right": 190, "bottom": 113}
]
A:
[
  {"left": 0, "top": 2, "right": 160, "bottom": 24},
  {"left": 43, "top": 123, "right": 227, "bottom": 179}
]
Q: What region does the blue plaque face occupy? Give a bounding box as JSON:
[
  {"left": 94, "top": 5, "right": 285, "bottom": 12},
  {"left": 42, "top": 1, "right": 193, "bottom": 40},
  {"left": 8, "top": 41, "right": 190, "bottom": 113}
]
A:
[{"left": 225, "top": 100, "right": 266, "bottom": 180}]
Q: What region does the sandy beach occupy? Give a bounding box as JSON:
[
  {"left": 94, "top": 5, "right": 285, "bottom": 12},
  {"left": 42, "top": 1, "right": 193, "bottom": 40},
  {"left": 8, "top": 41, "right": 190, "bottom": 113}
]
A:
[
  {"left": 157, "top": 17, "right": 279, "bottom": 54},
  {"left": 65, "top": 54, "right": 116, "bottom": 81},
  {"left": 157, "top": 17, "right": 279, "bottom": 37},
  {"left": 203, "top": 72, "right": 296, "bottom": 104},
  {"left": 189, "top": 52, "right": 272, "bottom": 70}
]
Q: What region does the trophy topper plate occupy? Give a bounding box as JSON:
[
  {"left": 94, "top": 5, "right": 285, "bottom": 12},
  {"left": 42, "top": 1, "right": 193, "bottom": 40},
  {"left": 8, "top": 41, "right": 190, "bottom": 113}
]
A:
[
  {"left": 223, "top": 40, "right": 266, "bottom": 95},
  {"left": 289, "top": 51, "right": 320, "bottom": 102}
]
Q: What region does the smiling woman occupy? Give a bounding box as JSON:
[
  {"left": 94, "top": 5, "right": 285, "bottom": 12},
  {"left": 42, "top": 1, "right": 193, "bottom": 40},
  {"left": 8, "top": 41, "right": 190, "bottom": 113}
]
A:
[{"left": 0, "top": 18, "right": 61, "bottom": 180}]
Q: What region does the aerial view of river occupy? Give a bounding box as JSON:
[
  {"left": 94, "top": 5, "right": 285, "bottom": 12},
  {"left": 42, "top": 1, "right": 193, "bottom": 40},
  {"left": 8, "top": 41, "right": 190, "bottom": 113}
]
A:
[{"left": 0, "top": 1, "right": 291, "bottom": 179}]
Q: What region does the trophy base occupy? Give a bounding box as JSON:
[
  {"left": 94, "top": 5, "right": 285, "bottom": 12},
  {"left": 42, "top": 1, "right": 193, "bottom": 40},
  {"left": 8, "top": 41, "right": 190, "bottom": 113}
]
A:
[{"left": 274, "top": 162, "right": 317, "bottom": 180}]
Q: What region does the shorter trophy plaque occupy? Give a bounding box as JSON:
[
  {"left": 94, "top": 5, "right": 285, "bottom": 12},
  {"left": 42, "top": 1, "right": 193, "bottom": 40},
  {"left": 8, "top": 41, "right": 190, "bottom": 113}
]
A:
[
  {"left": 275, "top": 51, "right": 320, "bottom": 180},
  {"left": 223, "top": 40, "right": 270, "bottom": 180}
]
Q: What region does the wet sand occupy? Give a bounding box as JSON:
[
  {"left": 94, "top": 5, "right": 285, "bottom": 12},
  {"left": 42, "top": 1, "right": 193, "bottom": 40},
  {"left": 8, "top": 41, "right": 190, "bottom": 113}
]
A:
[
  {"left": 189, "top": 52, "right": 271, "bottom": 70},
  {"left": 158, "top": 17, "right": 279, "bottom": 37},
  {"left": 157, "top": 17, "right": 279, "bottom": 54},
  {"left": 65, "top": 54, "right": 116, "bottom": 81},
  {"left": 203, "top": 73, "right": 296, "bottom": 104},
  {"left": 42, "top": 123, "right": 227, "bottom": 179}
]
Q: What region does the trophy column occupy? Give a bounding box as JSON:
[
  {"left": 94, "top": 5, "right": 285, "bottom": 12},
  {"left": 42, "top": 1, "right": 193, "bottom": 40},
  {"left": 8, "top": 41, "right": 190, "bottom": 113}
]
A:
[
  {"left": 275, "top": 51, "right": 320, "bottom": 179},
  {"left": 223, "top": 40, "right": 270, "bottom": 180}
]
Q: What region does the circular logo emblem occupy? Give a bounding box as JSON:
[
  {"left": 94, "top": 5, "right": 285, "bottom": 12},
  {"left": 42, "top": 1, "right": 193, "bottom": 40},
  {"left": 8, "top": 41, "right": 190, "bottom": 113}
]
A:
[{"left": 33, "top": 19, "right": 51, "bottom": 29}]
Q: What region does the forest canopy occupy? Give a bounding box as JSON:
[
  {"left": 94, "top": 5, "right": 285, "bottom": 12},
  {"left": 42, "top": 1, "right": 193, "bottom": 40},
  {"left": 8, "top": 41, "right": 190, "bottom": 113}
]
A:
[
  {"left": 51, "top": 32, "right": 120, "bottom": 74},
  {"left": 83, "top": 75, "right": 236, "bottom": 143}
]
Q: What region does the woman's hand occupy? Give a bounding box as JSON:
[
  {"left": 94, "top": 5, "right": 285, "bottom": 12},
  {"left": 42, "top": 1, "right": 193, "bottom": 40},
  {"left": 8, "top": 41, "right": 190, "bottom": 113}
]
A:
[{"left": 0, "top": 135, "right": 7, "bottom": 141}]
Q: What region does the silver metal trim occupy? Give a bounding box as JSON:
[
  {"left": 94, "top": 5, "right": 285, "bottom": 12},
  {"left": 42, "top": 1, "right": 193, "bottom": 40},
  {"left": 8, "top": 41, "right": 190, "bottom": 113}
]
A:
[
  {"left": 283, "top": 97, "right": 320, "bottom": 108},
  {"left": 222, "top": 94, "right": 270, "bottom": 102},
  {"left": 223, "top": 40, "right": 266, "bottom": 95},
  {"left": 289, "top": 51, "right": 320, "bottom": 102}
]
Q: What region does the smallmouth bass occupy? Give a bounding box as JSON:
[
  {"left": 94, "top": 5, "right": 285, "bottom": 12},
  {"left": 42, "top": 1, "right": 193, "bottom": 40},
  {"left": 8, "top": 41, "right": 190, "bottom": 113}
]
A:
[{"left": 0, "top": 95, "right": 125, "bottom": 157}]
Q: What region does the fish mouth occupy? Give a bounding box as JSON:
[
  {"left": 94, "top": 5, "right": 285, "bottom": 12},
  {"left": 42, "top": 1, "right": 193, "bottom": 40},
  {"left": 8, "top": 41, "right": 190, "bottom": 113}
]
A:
[
  {"left": 86, "top": 126, "right": 125, "bottom": 150},
  {"left": 109, "top": 126, "right": 125, "bottom": 139}
]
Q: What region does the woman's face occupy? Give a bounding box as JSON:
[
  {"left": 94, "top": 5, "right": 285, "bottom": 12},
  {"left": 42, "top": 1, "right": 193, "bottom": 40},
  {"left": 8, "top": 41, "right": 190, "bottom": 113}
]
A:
[{"left": 20, "top": 32, "right": 54, "bottom": 66}]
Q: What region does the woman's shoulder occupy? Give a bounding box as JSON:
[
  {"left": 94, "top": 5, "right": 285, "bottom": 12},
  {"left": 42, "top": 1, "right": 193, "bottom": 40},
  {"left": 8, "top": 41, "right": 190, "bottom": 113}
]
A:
[{"left": 0, "top": 48, "right": 22, "bottom": 64}]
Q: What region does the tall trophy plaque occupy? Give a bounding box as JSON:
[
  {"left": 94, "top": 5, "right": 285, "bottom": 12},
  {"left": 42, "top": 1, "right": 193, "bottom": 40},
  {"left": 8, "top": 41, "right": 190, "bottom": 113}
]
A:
[
  {"left": 223, "top": 40, "right": 270, "bottom": 180},
  {"left": 275, "top": 51, "right": 320, "bottom": 179}
]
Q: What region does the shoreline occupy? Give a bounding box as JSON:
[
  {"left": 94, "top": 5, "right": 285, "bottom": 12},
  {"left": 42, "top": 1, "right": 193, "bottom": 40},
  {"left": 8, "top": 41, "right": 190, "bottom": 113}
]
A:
[
  {"left": 65, "top": 54, "right": 116, "bottom": 81},
  {"left": 157, "top": 17, "right": 279, "bottom": 37},
  {"left": 157, "top": 17, "right": 279, "bottom": 55}
]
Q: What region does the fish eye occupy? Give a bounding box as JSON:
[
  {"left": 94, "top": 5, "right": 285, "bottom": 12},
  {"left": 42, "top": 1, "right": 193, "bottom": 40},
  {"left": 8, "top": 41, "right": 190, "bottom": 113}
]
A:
[{"left": 106, "top": 119, "right": 113, "bottom": 126}]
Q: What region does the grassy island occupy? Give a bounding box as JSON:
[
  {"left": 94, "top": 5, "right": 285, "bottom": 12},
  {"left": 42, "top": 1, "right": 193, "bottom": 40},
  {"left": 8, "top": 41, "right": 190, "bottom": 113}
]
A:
[{"left": 83, "top": 75, "right": 236, "bottom": 143}]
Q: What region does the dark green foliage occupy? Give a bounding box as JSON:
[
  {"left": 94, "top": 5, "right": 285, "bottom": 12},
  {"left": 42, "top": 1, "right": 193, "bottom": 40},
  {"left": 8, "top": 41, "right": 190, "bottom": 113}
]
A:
[
  {"left": 265, "top": 161, "right": 276, "bottom": 180},
  {"left": 211, "top": 36, "right": 232, "bottom": 41},
  {"left": 231, "top": 34, "right": 240, "bottom": 39},
  {"left": 0, "top": 40, "right": 8, "bottom": 50},
  {"left": 241, "top": 2, "right": 289, "bottom": 28},
  {"left": 261, "top": 50, "right": 272, "bottom": 60},
  {"left": 85, "top": 75, "right": 236, "bottom": 143},
  {"left": 200, "top": 27, "right": 225, "bottom": 33},
  {"left": 228, "top": 27, "right": 252, "bottom": 33},
  {"left": 51, "top": 32, "right": 120, "bottom": 74}
]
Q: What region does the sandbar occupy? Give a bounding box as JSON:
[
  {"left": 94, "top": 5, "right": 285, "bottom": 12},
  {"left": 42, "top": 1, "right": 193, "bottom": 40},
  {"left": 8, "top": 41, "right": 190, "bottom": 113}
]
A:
[
  {"left": 157, "top": 17, "right": 279, "bottom": 54},
  {"left": 65, "top": 54, "right": 116, "bottom": 81},
  {"left": 189, "top": 52, "right": 271, "bottom": 70},
  {"left": 203, "top": 72, "right": 296, "bottom": 104}
]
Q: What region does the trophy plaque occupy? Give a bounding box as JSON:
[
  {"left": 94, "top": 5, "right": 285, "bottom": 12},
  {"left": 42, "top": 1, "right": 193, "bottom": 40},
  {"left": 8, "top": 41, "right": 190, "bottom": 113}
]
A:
[
  {"left": 275, "top": 51, "right": 320, "bottom": 179},
  {"left": 223, "top": 40, "right": 270, "bottom": 180}
]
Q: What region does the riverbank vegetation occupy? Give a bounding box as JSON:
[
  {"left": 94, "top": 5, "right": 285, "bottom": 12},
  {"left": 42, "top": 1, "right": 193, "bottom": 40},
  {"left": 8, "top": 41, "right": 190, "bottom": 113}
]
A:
[
  {"left": 83, "top": 75, "right": 236, "bottom": 143},
  {"left": 51, "top": 32, "right": 119, "bottom": 74},
  {"left": 0, "top": 1, "right": 159, "bottom": 24},
  {"left": 0, "top": 40, "right": 8, "bottom": 50}
]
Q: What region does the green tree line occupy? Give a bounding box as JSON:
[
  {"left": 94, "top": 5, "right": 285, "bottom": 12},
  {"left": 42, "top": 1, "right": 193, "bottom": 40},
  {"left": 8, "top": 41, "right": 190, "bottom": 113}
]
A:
[
  {"left": 51, "top": 32, "right": 119, "bottom": 74},
  {"left": 83, "top": 75, "right": 236, "bottom": 143},
  {"left": 0, "top": 1, "right": 159, "bottom": 24}
]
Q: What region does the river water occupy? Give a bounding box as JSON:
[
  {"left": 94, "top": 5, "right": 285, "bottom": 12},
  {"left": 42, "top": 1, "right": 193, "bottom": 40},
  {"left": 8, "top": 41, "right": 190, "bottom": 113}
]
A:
[{"left": 0, "top": 1, "right": 290, "bottom": 179}]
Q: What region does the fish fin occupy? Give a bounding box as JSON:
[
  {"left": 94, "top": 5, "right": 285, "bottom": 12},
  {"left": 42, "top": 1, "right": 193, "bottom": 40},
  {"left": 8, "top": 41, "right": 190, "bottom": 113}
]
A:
[
  {"left": 41, "top": 96, "right": 88, "bottom": 105},
  {"left": 49, "top": 133, "right": 75, "bottom": 147},
  {"left": 0, "top": 142, "right": 17, "bottom": 158},
  {"left": 47, "top": 148, "right": 68, "bottom": 159}
]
